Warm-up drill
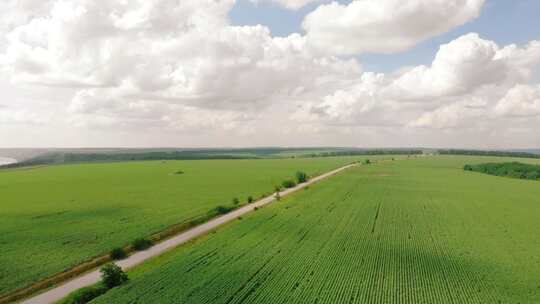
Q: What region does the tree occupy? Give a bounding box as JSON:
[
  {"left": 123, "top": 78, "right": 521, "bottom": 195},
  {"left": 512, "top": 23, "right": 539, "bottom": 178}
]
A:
[
  {"left": 131, "top": 238, "right": 153, "bottom": 251},
  {"left": 109, "top": 247, "right": 127, "bottom": 260},
  {"left": 214, "top": 205, "right": 233, "bottom": 215},
  {"left": 296, "top": 171, "right": 308, "bottom": 183},
  {"left": 282, "top": 179, "right": 296, "bottom": 188},
  {"left": 526, "top": 171, "right": 540, "bottom": 179},
  {"left": 100, "top": 264, "right": 128, "bottom": 289},
  {"left": 232, "top": 197, "right": 240, "bottom": 205}
]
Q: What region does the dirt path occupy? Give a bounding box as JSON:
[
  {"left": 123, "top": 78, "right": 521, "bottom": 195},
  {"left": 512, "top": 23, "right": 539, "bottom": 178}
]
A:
[{"left": 22, "top": 163, "right": 357, "bottom": 304}]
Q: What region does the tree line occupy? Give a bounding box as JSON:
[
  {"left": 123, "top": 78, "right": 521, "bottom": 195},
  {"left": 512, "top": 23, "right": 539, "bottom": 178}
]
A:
[
  {"left": 440, "top": 149, "right": 540, "bottom": 159},
  {"left": 464, "top": 162, "right": 540, "bottom": 180}
]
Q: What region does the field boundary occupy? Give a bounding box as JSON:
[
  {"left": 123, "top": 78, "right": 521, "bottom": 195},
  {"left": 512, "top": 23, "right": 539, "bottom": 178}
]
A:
[{"left": 3, "top": 162, "right": 358, "bottom": 304}]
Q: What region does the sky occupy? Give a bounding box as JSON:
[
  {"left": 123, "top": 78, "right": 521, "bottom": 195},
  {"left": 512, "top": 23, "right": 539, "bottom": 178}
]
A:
[{"left": 0, "top": 0, "right": 539, "bottom": 149}]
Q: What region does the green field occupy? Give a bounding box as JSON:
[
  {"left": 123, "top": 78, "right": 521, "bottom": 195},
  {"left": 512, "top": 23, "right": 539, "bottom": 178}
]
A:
[
  {"left": 92, "top": 156, "right": 540, "bottom": 304},
  {"left": 0, "top": 157, "right": 367, "bottom": 295}
]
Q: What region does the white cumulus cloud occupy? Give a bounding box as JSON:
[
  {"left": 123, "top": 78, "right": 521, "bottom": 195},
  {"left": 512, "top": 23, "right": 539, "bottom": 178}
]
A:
[
  {"left": 494, "top": 85, "right": 540, "bottom": 117},
  {"left": 303, "top": 0, "right": 485, "bottom": 55},
  {"left": 0, "top": 0, "right": 362, "bottom": 131},
  {"left": 251, "top": 0, "right": 323, "bottom": 10},
  {"left": 0, "top": 0, "right": 539, "bottom": 148},
  {"left": 390, "top": 33, "right": 515, "bottom": 99},
  {"left": 299, "top": 34, "right": 540, "bottom": 132}
]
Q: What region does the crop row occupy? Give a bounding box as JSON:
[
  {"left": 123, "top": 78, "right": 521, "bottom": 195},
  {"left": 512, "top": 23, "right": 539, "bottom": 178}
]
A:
[{"left": 92, "top": 157, "right": 540, "bottom": 303}]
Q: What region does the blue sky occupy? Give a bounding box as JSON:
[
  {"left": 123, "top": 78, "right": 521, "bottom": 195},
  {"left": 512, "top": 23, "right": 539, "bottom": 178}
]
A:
[{"left": 231, "top": 0, "right": 540, "bottom": 72}]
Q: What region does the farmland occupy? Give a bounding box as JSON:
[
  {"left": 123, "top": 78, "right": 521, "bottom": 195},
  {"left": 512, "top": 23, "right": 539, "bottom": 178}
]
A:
[
  {"left": 0, "top": 156, "right": 369, "bottom": 295},
  {"left": 92, "top": 156, "right": 540, "bottom": 304}
]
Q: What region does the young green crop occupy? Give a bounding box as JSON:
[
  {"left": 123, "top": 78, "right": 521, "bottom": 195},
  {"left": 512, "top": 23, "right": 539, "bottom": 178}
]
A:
[
  {"left": 93, "top": 156, "right": 540, "bottom": 304},
  {"left": 0, "top": 156, "right": 374, "bottom": 295}
]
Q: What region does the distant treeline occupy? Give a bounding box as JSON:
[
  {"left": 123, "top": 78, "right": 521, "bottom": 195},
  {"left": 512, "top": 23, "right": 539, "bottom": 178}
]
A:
[
  {"left": 464, "top": 162, "right": 540, "bottom": 180},
  {"left": 439, "top": 149, "right": 540, "bottom": 159},
  {"left": 0, "top": 148, "right": 425, "bottom": 169},
  {"left": 63, "top": 151, "right": 258, "bottom": 162},
  {"left": 302, "top": 150, "right": 423, "bottom": 158},
  {"left": 0, "top": 151, "right": 255, "bottom": 169}
]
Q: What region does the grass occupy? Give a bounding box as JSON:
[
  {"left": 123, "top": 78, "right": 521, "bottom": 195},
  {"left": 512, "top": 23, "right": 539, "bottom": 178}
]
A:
[
  {"left": 91, "top": 156, "right": 540, "bottom": 304},
  {"left": 0, "top": 156, "right": 374, "bottom": 296},
  {"left": 57, "top": 283, "right": 108, "bottom": 304}
]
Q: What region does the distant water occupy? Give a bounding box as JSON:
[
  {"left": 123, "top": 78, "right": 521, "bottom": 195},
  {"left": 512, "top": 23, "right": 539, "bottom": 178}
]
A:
[{"left": 0, "top": 157, "right": 17, "bottom": 166}]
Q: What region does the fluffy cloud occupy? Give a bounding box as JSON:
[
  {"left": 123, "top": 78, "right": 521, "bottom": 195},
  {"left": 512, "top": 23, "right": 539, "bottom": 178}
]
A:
[
  {"left": 494, "top": 85, "right": 540, "bottom": 117},
  {"left": 389, "top": 33, "right": 540, "bottom": 99},
  {"left": 0, "top": 0, "right": 235, "bottom": 87},
  {"left": 409, "top": 96, "right": 489, "bottom": 129},
  {"left": 306, "top": 72, "right": 387, "bottom": 122},
  {"left": 400, "top": 36, "right": 540, "bottom": 129},
  {"left": 251, "top": 0, "right": 323, "bottom": 10},
  {"left": 303, "top": 0, "right": 485, "bottom": 55},
  {"left": 0, "top": 108, "right": 48, "bottom": 125},
  {"left": 0, "top": 0, "right": 539, "bottom": 148},
  {"left": 0, "top": 0, "right": 361, "bottom": 131},
  {"left": 300, "top": 34, "right": 540, "bottom": 131},
  {"left": 0, "top": 1, "right": 54, "bottom": 47}
]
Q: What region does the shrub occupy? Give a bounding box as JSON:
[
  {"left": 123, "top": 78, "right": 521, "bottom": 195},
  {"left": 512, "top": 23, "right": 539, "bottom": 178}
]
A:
[
  {"left": 67, "top": 284, "right": 108, "bottom": 304},
  {"left": 189, "top": 217, "right": 206, "bottom": 227},
  {"left": 296, "top": 171, "right": 308, "bottom": 183},
  {"left": 282, "top": 179, "right": 296, "bottom": 189},
  {"left": 363, "top": 159, "right": 371, "bottom": 165},
  {"left": 247, "top": 196, "right": 254, "bottom": 203},
  {"left": 213, "top": 205, "right": 234, "bottom": 215},
  {"left": 232, "top": 197, "right": 240, "bottom": 205},
  {"left": 100, "top": 263, "right": 128, "bottom": 289},
  {"left": 131, "top": 238, "right": 153, "bottom": 251},
  {"left": 274, "top": 185, "right": 282, "bottom": 193},
  {"left": 174, "top": 170, "right": 184, "bottom": 175},
  {"left": 109, "top": 247, "right": 127, "bottom": 260}
]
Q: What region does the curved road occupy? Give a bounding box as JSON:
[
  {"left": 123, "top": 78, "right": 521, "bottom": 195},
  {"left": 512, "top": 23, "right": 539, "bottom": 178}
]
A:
[{"left": 23, "top": 163, "right": 357, "bottom": 304}]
